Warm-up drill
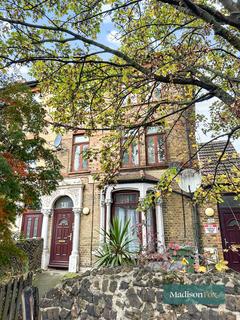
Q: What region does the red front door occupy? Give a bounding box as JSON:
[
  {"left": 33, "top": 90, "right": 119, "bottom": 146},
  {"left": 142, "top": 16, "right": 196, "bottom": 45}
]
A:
[
  {"left": 219, "top": 207, "right": 240, "bottom": 272},
  {"left": 49, "top": 209, "right": 74, "bottom": 267}
]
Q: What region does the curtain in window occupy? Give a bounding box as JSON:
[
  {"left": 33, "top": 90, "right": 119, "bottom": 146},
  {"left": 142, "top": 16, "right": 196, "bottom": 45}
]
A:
[
  {"left": 147, "top": 136, "right": 155, "bottom": 163},
  {"left": 114, "top": 205, "right": 140, "bottom": 252},
  {"left": 146, "top": 208, "right": 156, "bottom": 251},
  {"left": 132, "top": 141, "right": 139, "bottom": 165},
  {"left": 128, "top": 208, "right": 140, "bottom": 252},
  {"left": 82, "top": 144, "right": 88, "bottom": 169},
  {"left": 122, "top": 149, "right": 129, "bottom": 165},
  {"left": 73, "top": 145, "right": 80, "bottom": 171},
  {"left": 157, "top": 135, "right": 165, "bottom": 161},
  {"left": 121, "top": 134, "right": 139, "bottom": 167},
  {"left": 115, "top": 207, "right": 125, "bottom": 228}
]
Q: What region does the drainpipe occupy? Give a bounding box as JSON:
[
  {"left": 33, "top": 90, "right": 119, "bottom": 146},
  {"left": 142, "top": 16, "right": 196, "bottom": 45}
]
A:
[
  {"left": 99, "top": 189, "right": 106, "bottom": 245},
  {"left": 90, "top": 182, "right": 95, "bottom": 266},
  {"left": 184, "top": 108, "right": 202, "bottom": 254}
]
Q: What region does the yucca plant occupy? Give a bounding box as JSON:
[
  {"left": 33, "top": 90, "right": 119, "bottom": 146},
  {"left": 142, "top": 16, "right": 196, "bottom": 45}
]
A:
[{"left": 94, "top": 217, "right": 138, "bottom": 267}]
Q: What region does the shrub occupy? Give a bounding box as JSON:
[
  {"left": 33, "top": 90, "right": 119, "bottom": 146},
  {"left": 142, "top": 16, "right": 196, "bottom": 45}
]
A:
[{"left": 94, "top": 217, "right": 137, "bottom": 267}]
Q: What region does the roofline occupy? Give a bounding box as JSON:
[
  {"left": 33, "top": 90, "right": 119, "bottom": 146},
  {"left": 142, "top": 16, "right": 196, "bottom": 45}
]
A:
[
  {"left": 25, "top": 80, "right": 39, "bottom": 88},
  {"left": 117, "top": 177, "right": 158, "bottom": 184}
]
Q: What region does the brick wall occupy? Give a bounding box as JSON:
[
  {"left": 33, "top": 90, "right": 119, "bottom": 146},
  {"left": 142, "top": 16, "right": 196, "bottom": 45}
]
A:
[
  {"left": 163, "top": 193, "right": 194, "bottom": 245},
  {"left": 198, "top": 203, "right": 224, "bottom": 261}
]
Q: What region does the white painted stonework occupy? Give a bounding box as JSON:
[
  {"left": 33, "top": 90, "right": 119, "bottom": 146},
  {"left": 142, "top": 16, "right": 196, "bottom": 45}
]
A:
[
  {"left": 41, "top": 177, "right": 84, "bottom": 272},
  {"left": 41, "top": 177, "right": 83, "bottom": 210},
  {"left": 69, "top": 208, "right": 81, "bottom": 272},
  {"left": 156, "top": 198, "right": 165, "bottom": 252}
]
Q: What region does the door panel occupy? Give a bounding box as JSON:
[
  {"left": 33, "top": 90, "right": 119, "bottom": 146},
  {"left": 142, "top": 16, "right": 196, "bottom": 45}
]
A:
[
  {"left": 219, "top": 208, "right": 240, "bottom": 272},
  {"left": 49, "top": 209, "right": 74, "bottom": 267}
]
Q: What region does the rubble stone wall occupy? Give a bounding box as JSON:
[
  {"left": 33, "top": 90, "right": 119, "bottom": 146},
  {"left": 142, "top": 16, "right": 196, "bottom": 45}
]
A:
[{"left": 40, "top": 266, "right": 240, "bottom": 320}]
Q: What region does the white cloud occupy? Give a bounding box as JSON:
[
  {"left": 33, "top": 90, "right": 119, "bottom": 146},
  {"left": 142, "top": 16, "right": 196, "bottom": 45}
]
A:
[
  {"left": 107, "top": 30, "right": 121, "bottom": 44},
  {"left": 6, "top": 65, "right": 33, "bottom": 81},
  {"left": 101, "top": 4, "right": 112, "bottom": 23}
]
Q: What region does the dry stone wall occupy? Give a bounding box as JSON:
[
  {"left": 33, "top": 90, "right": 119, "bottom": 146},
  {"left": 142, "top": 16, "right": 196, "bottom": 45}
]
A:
[{"left": 40, "top": 266, "right": 240, "bottom": 320}]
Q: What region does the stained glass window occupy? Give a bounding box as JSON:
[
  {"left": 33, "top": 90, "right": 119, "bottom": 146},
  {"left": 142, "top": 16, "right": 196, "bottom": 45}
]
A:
[
  {"left": 58, "top": 218, "right": 68, "bottom": 226},
  {"left": 33, "top": 217, "right": 39, "bottom": 237},
  {"left": 26, "top": 218, "right": 32, "bottom": 238}
]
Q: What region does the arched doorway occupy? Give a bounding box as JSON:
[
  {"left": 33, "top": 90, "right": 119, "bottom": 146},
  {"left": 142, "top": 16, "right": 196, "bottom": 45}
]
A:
[{"left": 49, "top": 196, "right": 74, "bottom": 268}]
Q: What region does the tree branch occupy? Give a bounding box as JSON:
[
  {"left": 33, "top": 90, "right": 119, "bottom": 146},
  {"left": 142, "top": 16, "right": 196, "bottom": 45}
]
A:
[{"left": 0, "top": 15, "right": 234, "bottom": 105}]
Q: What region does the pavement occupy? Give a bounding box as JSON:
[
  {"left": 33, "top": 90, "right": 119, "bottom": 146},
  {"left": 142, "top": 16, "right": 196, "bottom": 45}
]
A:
[{"left": 33, "top": 269, "right": 67, "bottom": 298}]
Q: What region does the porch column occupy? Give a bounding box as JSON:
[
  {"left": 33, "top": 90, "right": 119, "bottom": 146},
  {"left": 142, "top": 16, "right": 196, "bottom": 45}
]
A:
[
  {"left": 99, "top": 190, "right": 105, "bottom": 245},
  {"left": 41, "top": 209, "right": 52, "bottom": 270},
  {"left": 141, "top": 211, "right": 147, "bottom": 250},
  {"left": 139, "top": 197, "right": 147, "bottom": 251},
  {"left": 156, "top": 198, "right": 165, "bottom": 252},
  {"left": 69, "top": 208, "right": 81, "bottom": 272},
  {"left": 105, "top": 200, "right": 112, "bottom": 240}
]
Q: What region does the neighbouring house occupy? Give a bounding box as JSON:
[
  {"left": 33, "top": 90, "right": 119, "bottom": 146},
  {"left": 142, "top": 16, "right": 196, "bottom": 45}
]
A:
[
  {"left": 198, "top": 141, "right": 240, "bottom": 272},
  {"left": 15, "top": 82, "right": 240, "bottom": 273}
]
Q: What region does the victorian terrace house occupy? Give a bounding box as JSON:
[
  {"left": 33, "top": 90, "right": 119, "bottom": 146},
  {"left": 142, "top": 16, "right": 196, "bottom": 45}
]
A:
[{"left": 17, "top": 81, "right": 240, "bottom": 273}]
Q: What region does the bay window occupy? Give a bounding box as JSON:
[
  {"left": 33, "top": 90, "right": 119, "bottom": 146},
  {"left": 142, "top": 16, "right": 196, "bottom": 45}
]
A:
[{"left": 111, "top": 191, "right": 157, "bottom": 252}]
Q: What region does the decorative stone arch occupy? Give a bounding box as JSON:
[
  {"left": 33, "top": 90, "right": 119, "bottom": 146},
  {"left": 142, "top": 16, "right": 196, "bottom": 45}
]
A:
[{"left": 41, "top": 178, "right": 84, "bottom": 210}]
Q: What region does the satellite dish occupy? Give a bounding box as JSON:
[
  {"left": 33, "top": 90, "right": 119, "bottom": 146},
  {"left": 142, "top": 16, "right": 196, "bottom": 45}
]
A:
[
  {"left": 178, "top": 168, "right": 202, "bottom": 193},
  {"left": 53, "top": 134, "right": 62, "bottom": 149}
]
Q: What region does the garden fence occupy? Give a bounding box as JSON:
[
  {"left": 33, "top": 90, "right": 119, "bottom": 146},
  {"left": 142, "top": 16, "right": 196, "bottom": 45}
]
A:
[{"left": 0, "top": 272, "right": 40, "bottom": 320}]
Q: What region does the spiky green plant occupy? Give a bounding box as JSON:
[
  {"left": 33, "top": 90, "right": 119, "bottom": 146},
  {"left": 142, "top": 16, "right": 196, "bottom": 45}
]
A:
[{"left": 94, "top": 217, "right": 138, "bottom": 267}]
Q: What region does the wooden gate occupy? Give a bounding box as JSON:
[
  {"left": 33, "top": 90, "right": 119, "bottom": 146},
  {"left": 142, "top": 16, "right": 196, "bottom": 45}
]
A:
[{"left": 0, "top": 272, "right": 40, "bottom": 320}]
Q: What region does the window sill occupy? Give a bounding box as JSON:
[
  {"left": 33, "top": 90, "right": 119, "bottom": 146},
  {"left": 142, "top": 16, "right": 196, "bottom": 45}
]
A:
[
  {"left": 68, "top": 170, "right": 91, "bottom": 175},
  {"left": 119, "top": 163, "right": 168, "bottom": 171}
]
